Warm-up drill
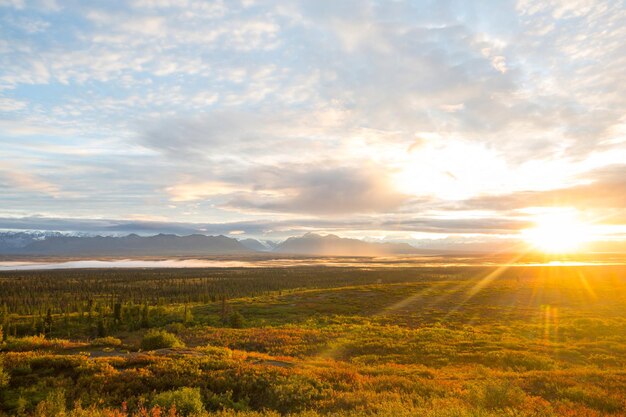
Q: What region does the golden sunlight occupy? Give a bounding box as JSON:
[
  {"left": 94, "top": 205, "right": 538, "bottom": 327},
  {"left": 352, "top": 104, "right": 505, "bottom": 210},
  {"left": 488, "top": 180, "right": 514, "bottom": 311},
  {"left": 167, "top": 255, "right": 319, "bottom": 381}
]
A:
[{"left": 522, "top": 210, "right": 593, "bottom": 253}]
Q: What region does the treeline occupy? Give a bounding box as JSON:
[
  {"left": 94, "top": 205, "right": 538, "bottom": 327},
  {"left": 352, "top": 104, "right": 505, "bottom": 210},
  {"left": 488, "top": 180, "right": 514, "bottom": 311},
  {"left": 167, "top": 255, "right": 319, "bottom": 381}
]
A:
[
  {"left": 0, "top": 266, "right": 479, "bottom": 338},
  {"left": 0, "top": 267, "right": 478, "bottom": 314},
  {"left": 0, "top": 299, "right": 166, "bottom": 340}
]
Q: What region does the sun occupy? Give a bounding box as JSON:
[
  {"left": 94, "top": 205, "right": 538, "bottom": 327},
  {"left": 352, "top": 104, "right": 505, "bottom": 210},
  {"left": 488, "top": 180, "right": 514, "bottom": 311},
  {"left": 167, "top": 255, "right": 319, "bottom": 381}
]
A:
[{"left": 522, "top": 211, "right": 592, "bottom": 254}]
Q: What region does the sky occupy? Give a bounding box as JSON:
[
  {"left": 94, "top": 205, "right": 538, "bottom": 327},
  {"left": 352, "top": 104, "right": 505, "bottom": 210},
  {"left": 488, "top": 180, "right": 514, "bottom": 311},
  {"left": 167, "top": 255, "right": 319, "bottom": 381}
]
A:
[{"left": 0, "top": 0, "right": 625, "bottom": 249}]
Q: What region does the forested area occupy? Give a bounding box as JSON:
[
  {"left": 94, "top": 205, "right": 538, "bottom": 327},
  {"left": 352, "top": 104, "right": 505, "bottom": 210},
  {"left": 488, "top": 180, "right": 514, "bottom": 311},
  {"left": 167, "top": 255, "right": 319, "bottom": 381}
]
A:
[{"left": 0, "top": 267, "right": 480, "bottom": 339}]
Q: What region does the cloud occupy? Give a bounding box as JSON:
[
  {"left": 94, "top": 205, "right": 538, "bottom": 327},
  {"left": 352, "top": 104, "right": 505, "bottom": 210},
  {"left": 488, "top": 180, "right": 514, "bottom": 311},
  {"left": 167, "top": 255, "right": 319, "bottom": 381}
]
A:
[
  {"left": 166, "top": 181, "right": 250, "bottom": 202},
  {"left": 0, "top": 97, "right": 27, "bottom": 111},
  {"left": 0, "top": 165, "right": 63, "bottom": 197},
  {"left": 0, "top": 118, "right": 76, "bottom": 136},
  {"left": 141, "top": 106, "right": 354, "bottom": 153},
  {"left": 463, "top": 164, "right": 626, "bottom": 211},
  {"left": 0, "top": 0, "right": 624, "bottom": 244},
  {"left": 3, "top": 15, "right": 50, "bottom": 33},
  {"left": 161, "top": 162, "right": 408, "bottom": 215},
  {"left": 490, "top": 55, "right": 508, "bottom": 73},
  {"left": 223, "top": 166, "right": 409, "bottom": 215},
  {"left": 0, "top": 0, "right": 24, "bottom": 9},
  {"left": 0, "top": 214, "right": 530, "bottom": 239}
]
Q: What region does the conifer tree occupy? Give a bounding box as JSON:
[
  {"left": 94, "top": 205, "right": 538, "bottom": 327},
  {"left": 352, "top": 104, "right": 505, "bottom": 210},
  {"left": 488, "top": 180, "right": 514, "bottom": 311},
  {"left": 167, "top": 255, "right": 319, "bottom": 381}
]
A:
[{"left": 43, "top": 308, "right": 53, "bottom": 336}]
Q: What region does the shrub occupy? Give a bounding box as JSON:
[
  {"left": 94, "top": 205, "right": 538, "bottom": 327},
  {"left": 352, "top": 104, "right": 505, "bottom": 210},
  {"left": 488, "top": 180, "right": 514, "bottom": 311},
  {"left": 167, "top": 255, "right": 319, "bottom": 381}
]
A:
[
  {"left": 200, "top": 345, "right": 233, "bottom": 359},
  {"left": 91, "top": 336, "right": 123, "bottom": 347},
  {"left": 560, "top": 385, "right": 624, "bottom": 414},
  {"left": 229, "top": 311, "right": 245, "bottom": 329},
  {"left": 3, "top": 335, "right": 76, "bottom": 352},
  {"left": 0, "top": 357, "right": 9, "bottom": 388},
  {"left": 484, "top": 350, "right": 555, "bottom": 371},
  {"left": 140, "top": 329, "right": 184, "bottom": 351},
  {"left": 469, "top": 380, "right": 526, "bottom": 410},
  {"left": 166, "top": 322, "right": 186, "bottom": 334},
  {"left": 151, "top": 387, "right": 205, "bottom": 416},
  {"left": 34, "top": 389, "right": 66, "bottom": 417}
]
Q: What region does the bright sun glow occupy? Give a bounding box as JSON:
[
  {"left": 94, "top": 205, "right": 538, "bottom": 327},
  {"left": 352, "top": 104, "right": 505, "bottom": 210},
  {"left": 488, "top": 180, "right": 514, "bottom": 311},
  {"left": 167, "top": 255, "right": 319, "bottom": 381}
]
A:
[{"left": 522, "top": 211, "right": 593, "bottom": 253}]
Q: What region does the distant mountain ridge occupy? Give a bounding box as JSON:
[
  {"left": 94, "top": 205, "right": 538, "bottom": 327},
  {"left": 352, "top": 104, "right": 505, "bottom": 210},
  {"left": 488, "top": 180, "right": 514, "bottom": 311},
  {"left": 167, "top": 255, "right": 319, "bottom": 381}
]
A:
[
  {"left": 274, "top": 233, "right": 419, "bottom": 256},
  {"left": 0, "top": 231, "right": 65, "bottom": 250},
  {"left": 0, "top": 233, "right": 251, "bottom": 256},
  {"left": 238, "top": 238, "right": 270, "bottom": 252},
  {"left": 0, "top": 232, "right": 420, "bottom": 256}
]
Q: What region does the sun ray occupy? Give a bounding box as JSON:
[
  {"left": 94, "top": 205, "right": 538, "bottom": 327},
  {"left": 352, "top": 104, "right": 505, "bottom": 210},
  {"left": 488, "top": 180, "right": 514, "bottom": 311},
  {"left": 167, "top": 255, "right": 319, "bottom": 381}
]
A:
[
  {"left": 577, "top": 270, "right": 598, "bottom": 301},
  {"left": 440, "top": 251, "right": 529, "bottom": 322}
]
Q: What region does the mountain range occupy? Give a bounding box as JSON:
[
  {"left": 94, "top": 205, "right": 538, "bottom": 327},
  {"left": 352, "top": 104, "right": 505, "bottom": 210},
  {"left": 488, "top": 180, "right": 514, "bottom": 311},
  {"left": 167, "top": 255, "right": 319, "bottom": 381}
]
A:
[
  {"left": 0, "top": 232, "right": 420, "bottom": 257},
  {"left": 275, "top": 233, "right": 418, "bottom": 256}
]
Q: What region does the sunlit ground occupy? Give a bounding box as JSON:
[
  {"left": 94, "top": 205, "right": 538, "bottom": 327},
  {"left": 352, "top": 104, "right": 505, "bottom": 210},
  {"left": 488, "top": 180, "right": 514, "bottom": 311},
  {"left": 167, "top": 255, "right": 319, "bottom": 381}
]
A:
[{"left": 1, "top": 260, "right": 625, "bottom": 416}]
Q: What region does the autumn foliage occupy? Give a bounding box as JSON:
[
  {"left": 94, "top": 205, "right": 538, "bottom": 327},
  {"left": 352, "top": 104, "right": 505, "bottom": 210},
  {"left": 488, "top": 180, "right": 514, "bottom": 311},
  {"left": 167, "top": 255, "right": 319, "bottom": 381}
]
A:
[{"left": 1, "top": 264, "right": 625, "bottom": 416}]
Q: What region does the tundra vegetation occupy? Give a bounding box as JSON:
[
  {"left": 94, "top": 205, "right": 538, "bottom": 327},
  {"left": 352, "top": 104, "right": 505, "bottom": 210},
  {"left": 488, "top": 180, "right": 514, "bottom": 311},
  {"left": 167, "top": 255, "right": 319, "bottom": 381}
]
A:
[{"left": 0, "top": 264, "right": 625, "bottom": 416}]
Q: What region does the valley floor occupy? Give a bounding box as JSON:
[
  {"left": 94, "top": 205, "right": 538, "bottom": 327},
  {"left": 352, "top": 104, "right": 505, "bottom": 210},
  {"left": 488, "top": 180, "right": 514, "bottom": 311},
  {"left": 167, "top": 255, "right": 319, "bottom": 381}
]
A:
[{"left": 0, "top": 264, "right": 625, "bottom": 416}]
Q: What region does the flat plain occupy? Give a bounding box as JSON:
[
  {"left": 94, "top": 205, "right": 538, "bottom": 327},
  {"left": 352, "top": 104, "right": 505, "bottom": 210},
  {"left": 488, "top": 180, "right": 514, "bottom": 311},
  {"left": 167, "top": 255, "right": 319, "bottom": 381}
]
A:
[{"left": 0, "top": 262, "right": 625, "bottom": 416}]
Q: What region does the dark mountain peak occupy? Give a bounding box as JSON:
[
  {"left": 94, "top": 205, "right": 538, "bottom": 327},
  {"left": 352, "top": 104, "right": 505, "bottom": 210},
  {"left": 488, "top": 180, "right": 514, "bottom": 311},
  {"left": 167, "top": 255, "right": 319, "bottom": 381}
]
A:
[
  {"left": 274, "top": 234, "right": 419, "bottom": 256},
  {"left": 152, "top": 233, "right": 176, "bottom": 238},
  {"left": 239, "top": 238, "right": 268, "bottom": 252}
]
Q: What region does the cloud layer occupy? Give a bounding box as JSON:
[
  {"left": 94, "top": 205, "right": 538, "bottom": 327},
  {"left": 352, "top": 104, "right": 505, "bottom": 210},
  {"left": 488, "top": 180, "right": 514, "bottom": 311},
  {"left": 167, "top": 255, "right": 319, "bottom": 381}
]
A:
[{"left": 0, "top": 0, "right": 624, "bottom": 245}]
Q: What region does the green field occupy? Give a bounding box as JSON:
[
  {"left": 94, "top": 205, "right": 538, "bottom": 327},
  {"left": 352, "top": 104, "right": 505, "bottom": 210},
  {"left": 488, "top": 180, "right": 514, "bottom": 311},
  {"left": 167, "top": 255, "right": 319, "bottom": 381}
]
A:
[{"left": 1, "top": 264, "right": 625, "bottom": 416}]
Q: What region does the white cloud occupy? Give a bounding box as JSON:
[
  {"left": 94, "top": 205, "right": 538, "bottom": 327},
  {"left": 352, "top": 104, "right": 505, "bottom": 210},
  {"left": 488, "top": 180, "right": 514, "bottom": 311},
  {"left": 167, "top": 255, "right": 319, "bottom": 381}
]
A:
[
  {"left": 491, "top": 56, "right": 508, "bottom": 73},
  {"left": 439, "top": 103, "right": 465, "bottom": 113},
  {"left": 0, "top": 165, "right": 63, "bottom": 197},
  {"left": 0, "top": 97, "right": 27, "bottom": 111},
  {"left": 166, "top": 181, "right": 250, "bottom": 202},
  {"left": 0, "top": 118, "right": 76, "bottom": 136},
  {"left": 0, "top": 0, "right": 24, "bottom": 9}
]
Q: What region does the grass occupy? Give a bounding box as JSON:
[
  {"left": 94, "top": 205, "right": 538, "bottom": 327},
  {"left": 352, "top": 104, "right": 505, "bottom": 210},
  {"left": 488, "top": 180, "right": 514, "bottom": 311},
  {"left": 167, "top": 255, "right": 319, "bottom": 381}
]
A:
[{"left": 0, "top": 264, "right": 625, "bottom": 416}]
